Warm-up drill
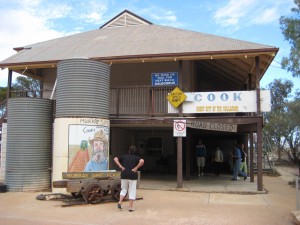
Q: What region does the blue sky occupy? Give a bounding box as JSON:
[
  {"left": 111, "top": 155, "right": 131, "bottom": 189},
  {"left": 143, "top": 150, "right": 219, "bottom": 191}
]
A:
[{"left": 0, "top": 0, "right": 299, "bottom": 95}]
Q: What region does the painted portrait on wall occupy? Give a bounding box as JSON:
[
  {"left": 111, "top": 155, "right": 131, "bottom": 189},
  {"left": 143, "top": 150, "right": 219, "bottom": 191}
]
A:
[{"left": 68, "top": 123, "right": 109, "bottom": 172}]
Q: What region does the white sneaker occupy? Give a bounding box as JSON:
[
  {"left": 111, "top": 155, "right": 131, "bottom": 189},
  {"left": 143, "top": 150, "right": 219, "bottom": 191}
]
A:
[{"left": 237, "top": 176, "right": 240, "bottom": 180}]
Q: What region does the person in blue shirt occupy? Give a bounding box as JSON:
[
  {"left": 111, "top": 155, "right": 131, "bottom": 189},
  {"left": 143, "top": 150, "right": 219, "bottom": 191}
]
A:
[
  {"left": 231, "top": 143, "right": 247, "bottom": 181},
  {"left": 84, "top": 130, "right": 108, "bottom": 172}
]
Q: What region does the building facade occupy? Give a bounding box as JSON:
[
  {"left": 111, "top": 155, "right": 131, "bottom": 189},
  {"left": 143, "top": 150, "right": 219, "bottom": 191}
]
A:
[{"left": 0, "top": 10, "right": 278, "bottom": 191}]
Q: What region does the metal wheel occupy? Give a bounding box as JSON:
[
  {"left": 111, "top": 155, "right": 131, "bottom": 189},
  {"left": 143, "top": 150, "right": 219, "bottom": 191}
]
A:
[
  {"left": 71, "top": 192, "right": 82, "bottom": 198},
  {"left": 83, "top": 184, "right": 103, "bottom": 204},
  {"left": 103, "top": 190, "right": 110, "bottom": 196},
  {"left": 111, "top": 181, "right": 122, "bottom": 200}
]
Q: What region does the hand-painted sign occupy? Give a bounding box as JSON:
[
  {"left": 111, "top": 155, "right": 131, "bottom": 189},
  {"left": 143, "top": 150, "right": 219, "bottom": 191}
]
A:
[
  {"left": 187, "top": 121, "right": 237, "bottom": 132},
  {"left": 167, "top": 87, "right": 187, "bottom": 108},
  {"left": 68, "top": 119, "right": 110, "bottom": 173},
  {"left": 168, "top": 90, "right": 271, "bottom": 113},
  {"left": 151, "top": 72, "right": 178, "bottom": 86},
  {"left": 62, "top": 171, "right": 121, "bottom": 179}
]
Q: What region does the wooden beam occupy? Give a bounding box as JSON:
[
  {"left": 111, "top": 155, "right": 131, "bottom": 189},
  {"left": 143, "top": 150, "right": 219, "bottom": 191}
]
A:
[
  {"left": 255, "top": 56, "right": 263, "bottom": 191},
  {"left": 185, "top": 134, "right": 191, "bottom": 180},
  {"left": 250, "top": 132, "right": 254, "bottom": 182},
  {"left": 255, "top": 56, "right": 261, "bottom": 115},
  {"left": 7, "top": 70, "right": 12, "bottom": 99},
  {"left": 257, "top": 118, "right": 263, "bottom": 191},
  {"left": 177, "top": 60, "right": 183, "bottom": 188},
  {"left": 110, "top": 116, "right": 262, "bottom": 126}
]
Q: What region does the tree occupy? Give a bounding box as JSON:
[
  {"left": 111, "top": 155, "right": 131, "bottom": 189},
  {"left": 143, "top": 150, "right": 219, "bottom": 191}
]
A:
[
  {"left": 0, "top": 87, "right": 7, "bottom": 103},
  {"left": 0, "top": 87, "right": 7, "bottom": 118},
  {"left": 263, "top": 79, "right": 296, "bottom": 161},
  {"left": 264, "top": 79, "right": 300, "bottom": 163},
  {"left": 267, "top": 79, "right": 293, "bottom": 111},
  {"left": 279, "top": 0, "right": 300, "bottom": 77},
  {"left": 12, "top": 76, "right": 41, "bottom": 97},
  {"left": 283, "top": 99, "right": 300, "bottom": 163}
]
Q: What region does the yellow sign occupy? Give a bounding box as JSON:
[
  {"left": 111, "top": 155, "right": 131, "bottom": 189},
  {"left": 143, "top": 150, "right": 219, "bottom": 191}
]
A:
[
  {"left": 167, "top": 87, "right": 187, "bottom": 108},
  {"left": 62, "top": 172, "right": 121, "bottom": 179}
]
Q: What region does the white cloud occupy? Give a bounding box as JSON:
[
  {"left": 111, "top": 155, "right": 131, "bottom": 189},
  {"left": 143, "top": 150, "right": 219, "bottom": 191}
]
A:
[
  {"left": 0, "top": 0, "right": 111, "bottom": 87},
  {"left": 213, "top": 0, "right": 293, "bottom": 28},
  {"left": 214, "top": 0, "right": 257, "bottom": 27},
  {"left": 251, "top": 7, "right": 279, "bottom": 25},
  {"left": 138, "top": 7, "right": 183, "bottom": 28},
  {"left": 0, "top": 9, "right": 68, "bottom": 63},
  {"left": 0, "top": 3, "right": 70, "bottom": 87},
  {"left": 74, "top": 0, "right": 108, "bottom": 24},
  {"left": 150, "top": 10, "right": 177, "bottom": 22}
]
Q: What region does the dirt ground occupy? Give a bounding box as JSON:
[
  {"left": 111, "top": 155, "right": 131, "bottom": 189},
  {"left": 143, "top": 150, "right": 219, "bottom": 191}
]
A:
[{"left": 0, "top": 161, "right": 298, "bottom": 225}]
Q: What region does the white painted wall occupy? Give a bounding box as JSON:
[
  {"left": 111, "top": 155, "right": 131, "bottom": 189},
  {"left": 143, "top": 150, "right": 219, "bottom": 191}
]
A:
[
  {"left": 0, "top": 123, "right": 7, "bottom": 183},
  {"left": 52, "top": 117, "right": 110, "bottom": 193}
]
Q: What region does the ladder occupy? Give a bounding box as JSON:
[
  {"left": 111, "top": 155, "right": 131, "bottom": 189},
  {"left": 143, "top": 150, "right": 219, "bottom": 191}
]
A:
[{"left": 253, "top": 135, "right": 273, "bottom": 173}]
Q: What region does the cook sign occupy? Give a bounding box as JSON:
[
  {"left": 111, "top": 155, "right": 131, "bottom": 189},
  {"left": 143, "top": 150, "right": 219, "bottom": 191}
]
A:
[{"left": 168, "top": 90, "right": 271, "bottom": 113}]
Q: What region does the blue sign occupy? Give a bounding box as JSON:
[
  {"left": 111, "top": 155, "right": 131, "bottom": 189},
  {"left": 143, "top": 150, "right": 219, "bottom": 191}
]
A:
[{"left": 151, "top": 72, "right": 178, "bottom": 86}]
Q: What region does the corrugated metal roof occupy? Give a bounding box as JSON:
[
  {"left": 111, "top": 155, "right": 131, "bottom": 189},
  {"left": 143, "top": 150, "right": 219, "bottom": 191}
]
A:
[{"left": 0, "top": 24, "right": 277, "bottom": 67}]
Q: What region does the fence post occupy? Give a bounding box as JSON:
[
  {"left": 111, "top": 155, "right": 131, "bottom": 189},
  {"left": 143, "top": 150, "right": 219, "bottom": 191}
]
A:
[{"left": 296, "top": 176, "right": 299, "bottom": 210}]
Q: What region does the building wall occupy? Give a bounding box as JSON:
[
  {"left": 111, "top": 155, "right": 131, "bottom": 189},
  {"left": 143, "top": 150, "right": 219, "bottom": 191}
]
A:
[
  {"left": 137, "top": 130, "right": 175, "bottom": 172},
  {"left": 109, "top": 128, "right": 176, "bottom": 173},
  {"left": 41, "top": 68, "right": 57, "bottom": 99},
  {"left": 110, "top": 61, "right": 192, "bottom": 90},
  {"left": 41, "top": 60, "right": 193, "bottom": 99},
  {"left": 0, "top": 123, "right": 7, "bottom": 183},
  {"left": 109, "top": 128, "right": 133, "bottom": 170}
]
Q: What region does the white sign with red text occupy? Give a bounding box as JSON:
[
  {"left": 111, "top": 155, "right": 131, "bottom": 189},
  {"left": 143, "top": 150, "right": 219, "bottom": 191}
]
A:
[{"left": 173, "top": 120, "right": 186, "bottom": 137}]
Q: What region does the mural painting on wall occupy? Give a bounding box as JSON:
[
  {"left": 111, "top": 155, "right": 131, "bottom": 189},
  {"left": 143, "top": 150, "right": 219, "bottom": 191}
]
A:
[{"left": 68, "top": 123, "right": 109, "bottom": 172}]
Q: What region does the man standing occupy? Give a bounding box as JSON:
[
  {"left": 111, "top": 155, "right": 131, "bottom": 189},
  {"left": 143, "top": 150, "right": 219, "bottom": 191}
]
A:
[
  {"left": 232, "top": 144, "right": 247, "bottom": 181},
  {"left": 114, "top": 145, "right": 144, "bottom": 212},
  {"left": 196, "top": 140, "right": 206, "bottom": 176},
  {"left": 212, "top": 147, "right": 224, "bottom": 176},
  {"left": 239, "top": 144, "right": 248, "bottom": 176}
]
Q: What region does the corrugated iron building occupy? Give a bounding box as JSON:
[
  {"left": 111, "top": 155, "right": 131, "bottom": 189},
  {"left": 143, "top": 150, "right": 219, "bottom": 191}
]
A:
[{"left": 0, "top": 10, "right": 278, "bottom": 191}]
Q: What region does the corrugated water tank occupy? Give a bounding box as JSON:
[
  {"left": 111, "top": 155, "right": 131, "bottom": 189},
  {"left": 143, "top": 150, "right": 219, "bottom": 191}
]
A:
[
  {"left": 6, "top": 98, "right": 53, "bottom": 191},
  {"left": 56, "top": 58, "right": 110, "bottom": 118}
]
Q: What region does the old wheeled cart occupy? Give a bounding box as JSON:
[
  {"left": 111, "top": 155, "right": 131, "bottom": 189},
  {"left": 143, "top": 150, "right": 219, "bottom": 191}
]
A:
[{"left": 53, "top": 171, "right": 140, "bottom": 204}]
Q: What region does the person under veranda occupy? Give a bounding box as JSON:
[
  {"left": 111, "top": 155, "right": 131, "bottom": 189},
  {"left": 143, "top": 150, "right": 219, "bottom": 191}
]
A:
[
  {"left": 114, "top": 145, "right": 144, "bottom": 212},
  {"left": 232, "top": 144, "right": 247, "bottom": 181},
  {"left": 196, "top": 140, "right": 206, "bottom": 176}
]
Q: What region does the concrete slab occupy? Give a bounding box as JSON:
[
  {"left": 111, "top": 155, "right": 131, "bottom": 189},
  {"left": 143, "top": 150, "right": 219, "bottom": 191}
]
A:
[{"left": 140, "top": 173, "right": 263, "bottom": 194}]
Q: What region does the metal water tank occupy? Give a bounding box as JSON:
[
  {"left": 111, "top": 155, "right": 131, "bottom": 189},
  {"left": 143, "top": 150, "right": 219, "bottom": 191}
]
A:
[
  {"left": 6, "top": 98, "right": 53, "bottom": 191},
  {"left": 56, "top": 58, "right": 110, "bottom": 118}
]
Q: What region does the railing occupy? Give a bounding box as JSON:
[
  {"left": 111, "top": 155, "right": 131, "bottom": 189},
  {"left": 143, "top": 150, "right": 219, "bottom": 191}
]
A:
[
  {"left": 110, "top": 86, "right": 174, "bottom": 116},
  {"left": 5, "top": 86, "right": 175, "bottom": 117},
  {"left": 9, "top": 90, "right": 43, "bottom": 98}
]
